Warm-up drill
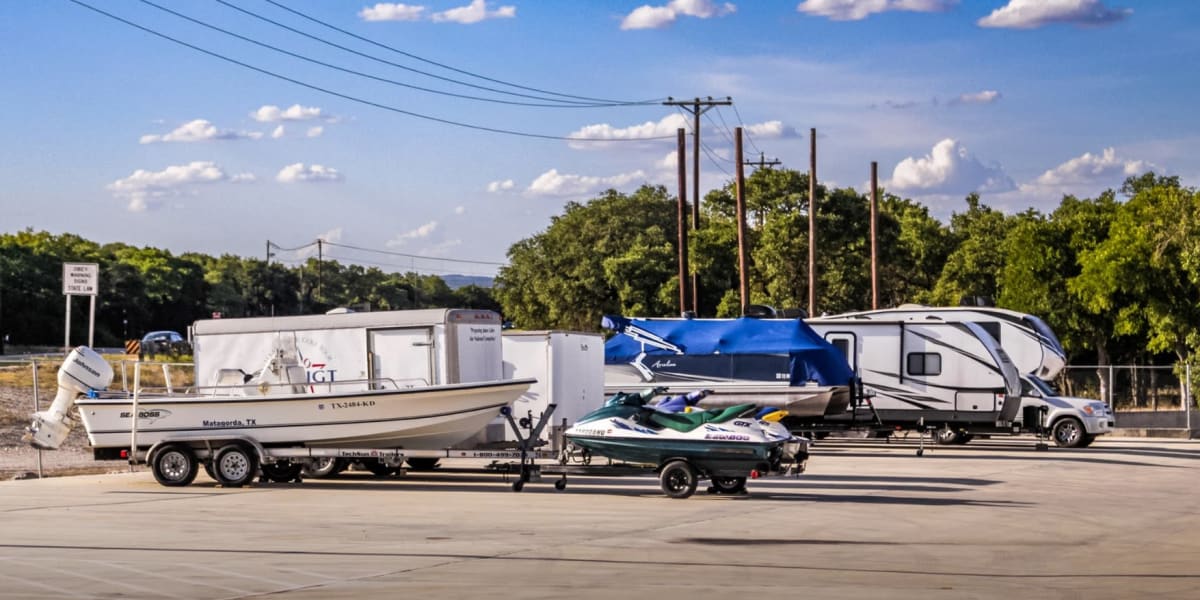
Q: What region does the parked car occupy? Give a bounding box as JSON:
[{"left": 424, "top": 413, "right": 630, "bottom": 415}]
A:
[{"left": 141, "top": 330, "right": 191, "bottom": 356}]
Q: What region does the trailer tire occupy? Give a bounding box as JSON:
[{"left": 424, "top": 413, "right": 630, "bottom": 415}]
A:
[
  {"left": 709, "top": 476, "right": 747, "bottom": 495},
  {"left": 406, "top": 457, "right": 441, "bottom": 471},
  {"left": 302, "top": 457, "right": 344, "bottom": 478},
  {"left": 364, "top": 459, "right": 398, "bottom": 477},
  {"left": 151, "top": 444, "right": 198, "bottom": 487},
  {"left": 660, "top": 460, "right": 698, "bottom": 499},
  {"left": 935, "top": 429, "right": 963, "bottom": 445},
  {"left": 261, "top": 460, "right": 302, "bottom": 483},
  {"left": 213, "top": 444, "right": 258, "bottom": 488},
  {"left": 1052, "top": 418, "right": 1086, "bottom": 448}
]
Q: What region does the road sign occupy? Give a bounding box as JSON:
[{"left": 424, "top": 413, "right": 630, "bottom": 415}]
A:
[{"left": 62, "top": 263, "right": 99, "bottom": 296}]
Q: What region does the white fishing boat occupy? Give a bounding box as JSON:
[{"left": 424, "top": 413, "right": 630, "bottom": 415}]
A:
[{"left": 28, "top": 345, "right": 534, "bottom": 453}]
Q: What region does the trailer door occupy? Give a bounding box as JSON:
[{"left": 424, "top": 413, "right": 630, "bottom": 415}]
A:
[
  {"left": 369, "top": 327, "right": 435, "bottom": 388},
  {"left": 822, "top": 332, "right": 858, "bottom": 373}
]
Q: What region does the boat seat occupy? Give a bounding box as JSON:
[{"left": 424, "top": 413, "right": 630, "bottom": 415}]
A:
[{"left": 648, "top": 403, "right": 759, "bottom": 433}]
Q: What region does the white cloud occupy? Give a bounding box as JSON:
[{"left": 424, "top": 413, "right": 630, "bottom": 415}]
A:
[
  {"left": 978, "top": 0, "right": 1131, "bottom": 29},
  {"left": 454, "top": 206, "right": 466, "bottom": 215},
  {"left": 567, "top": 113, "right": 687, "bottom": 149},
  {"left": 621, "top": 0, "right": 736, "bottom": 30},
  {"left": 420, "top": 239, "right": 464, "bottom": 257},
  {"left": 386, "top": 221, "right": 439, "bottom": 247},
  {"left": 797, "top": 0, "right": 957, "bottom": 21},
  {"left": 745, "top": 120, "right": 800, "bottom": 139},
  {"left": 527, "top": 169, "right": 648, "bottom": 197},
  {"left": 276, "top": 163, "right": 344, "bottom": 183},
  {"left": 658, "top": 151, "right": 680, "bottom": 170},
  {"left": 487, "top": 179, "right": 515, "bottom": 193},
  {"left": 359, "top": 3, "right": 426, "bottom": 21},
  {"left": 1031, "top": 147, "right": 1151, "bottom": 188},
  {"left": 107, "top": 161, "right": 251, "bottom": 212},
  {"left": 306, "top": 126, "right": 324, "bottom": 138},
  {"left": 271, "top": 125, "right": 285, "bottom": 139},
  {"left": 229, "top": 173, "right": 257, "bottom": 183},
  {"left": 139, "top": 119, "right": 261, "bottom": 144},
  {"left": 889, "top": 138, "right": 1015, "bottom": 195},
  {"left": 431, "top": 0, "right": 515, "bottom": 24},
  {"left": 950, "top": 90, "right": 1001, "bottom": 105},
  {"left": 251, "top": 104, "right": 325, "bottom": 123}
]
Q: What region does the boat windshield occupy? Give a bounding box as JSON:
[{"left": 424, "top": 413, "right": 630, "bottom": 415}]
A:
[{"left": 1024, "top": 316, "right": 1065, "bottom": 357}]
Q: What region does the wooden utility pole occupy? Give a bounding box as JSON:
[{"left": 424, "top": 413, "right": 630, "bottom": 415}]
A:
[
  {"left": 663, "top": 96, "right": 732, "bottom": 315},
  {"left": 317, "top": 239, "right": 323, "bottom": 300},
  {"left": 870, "top": 161, "right": 880, "bottom": 310},
  {"left": 808, "top": 127, "right": 817, "bottom": 317},
  {"left": 735, "top": 127, "right": 749, "bottom": 314},
  {"left": 676, "top": 128, "right": 689, "bottom": 316}
]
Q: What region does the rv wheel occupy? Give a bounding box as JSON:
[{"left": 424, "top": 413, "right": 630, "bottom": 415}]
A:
[
  {"left": 406, "top": 457, "right": 441, "bottom": 471},
  {"left": 302, "top": 457, "right": 344, "bottom": 478},
  {"left": 151, "top": 444, "right": 198, "bottom": 487},
  {"left": 261, "top": 460, "right": 303, "bottom": 483},
  {"left": 660, "top": 460, "right": 698, "bottom": 499},
  {"left": 213, "top": 444, "right": 258, "bottom": 488},
  {"left": 934, "top": 429, "right": 962, "bottom": 445},
  {"left": 364, "top": 459, "right": 398, "bottom": 477}
]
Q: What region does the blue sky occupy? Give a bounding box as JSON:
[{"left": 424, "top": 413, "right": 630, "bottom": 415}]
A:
[{"left": 1, "top": 0, "right": 1194, "bottom": 277}]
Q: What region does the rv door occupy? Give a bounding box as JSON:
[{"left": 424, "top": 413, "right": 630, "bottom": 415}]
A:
[
  {"left": 822, "top": 332, "right": 858, "bottom": 373},
  {"left": 368, "top": 327, "right": 435, "bottom": 388}
]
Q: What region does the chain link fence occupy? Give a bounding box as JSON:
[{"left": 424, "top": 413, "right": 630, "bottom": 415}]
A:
[{"left": 1060, "top": 364, "right": 1196, "bottom": 430}]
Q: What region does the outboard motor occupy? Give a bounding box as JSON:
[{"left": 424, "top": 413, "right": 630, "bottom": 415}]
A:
[{"left": 25, "top": 346, "right": 114, "bottom": 450}]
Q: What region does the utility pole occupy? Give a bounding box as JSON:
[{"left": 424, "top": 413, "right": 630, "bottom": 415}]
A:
[
  {"left": 744, "top": 152, "right": 781, "bottom": 170},
  {"left": 870, "top": 161, "right": 880, "bottom": 310},
  {"left": 808, "top": 127, "right": 817, "bottom": 317},
  {"left": 676, "top": 128, "right": 689, "bottom": 316},
  {"left": 663, "top": 96, "right": 732, "bottom": 316},
  {"left": 734, "top": 127, "right": 749, "bottom": 315},
  {"left": 265, "top": 240, "right": 273, "bottom": 264},
  {"left": 317, "top": 239, "right": 323, "bottom": 301}
]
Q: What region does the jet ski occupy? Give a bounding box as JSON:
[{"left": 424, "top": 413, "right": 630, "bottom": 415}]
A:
[{"left": 563, "top": 388, "right": 807, "bottom": 498}]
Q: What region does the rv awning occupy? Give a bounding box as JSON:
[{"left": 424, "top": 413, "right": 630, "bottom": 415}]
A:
[{"left": 602, "top": 315, "right": 855, "bottom": 387}]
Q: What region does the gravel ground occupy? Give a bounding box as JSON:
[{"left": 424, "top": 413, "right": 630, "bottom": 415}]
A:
[{"left": 0, "top": 385, "right": 131, "bottom": 479}]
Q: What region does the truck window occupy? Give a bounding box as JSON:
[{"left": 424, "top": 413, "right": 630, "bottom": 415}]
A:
[
  {"left": 906, "top": 352, "right": 942, "bottom": 376},
  {"left": 975, "top": 321, "right": 1002, "bottom": 344},
  {"left": 831, "top": 338, "right": 850, "bottom": 361}
]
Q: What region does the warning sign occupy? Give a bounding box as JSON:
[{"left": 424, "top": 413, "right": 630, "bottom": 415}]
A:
[{"left": 63, "top": 263, "right": 99, "bottom": 296}]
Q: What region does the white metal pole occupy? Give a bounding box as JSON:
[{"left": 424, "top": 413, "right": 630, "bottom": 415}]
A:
[
  {"left": 32, "top": 360, "right": 42, "bottom": 479},
  {"left": 1108, "top": 364, "right": 1114, "bottom": 407},
  {"left": 130, "top": 363, "right": 140, "bottom": 470},
  {"left": 88, "top": 295, "right": 96, "bottom": 348},
  {"left": 64, "top": 295, "right": 72, "bottom": 352},
  {"left": 1187, "top": 363, "right": 1193, "bottom": 432}
]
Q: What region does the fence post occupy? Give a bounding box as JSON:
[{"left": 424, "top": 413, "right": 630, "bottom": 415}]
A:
[
  {"left": 1108, "top": 364, "right": 1114, "bottom": 408},
  {"left": 1187, "top": 363, "right": 1193, "bottom": 433}
]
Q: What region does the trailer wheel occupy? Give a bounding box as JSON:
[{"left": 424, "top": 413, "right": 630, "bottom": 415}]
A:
[
  {"left": 261, "top": 460, "right": 302, "bottom": 483},
  {"left": 660, "top": 460, "right": 698, "bottom": 499},
  {"left": 364, "top": 459, "right": 398, "bottom": 477},
  {"left": 406, "top": 457, "right": 441, "bottom": 471},
  {"left": 1052, "top": 417, "right": 1086, "bottom": 448},
  {"left": 1078, "top": 434, "right": 1097, "bottom": 448},
  {"left": 935, "top": 429, "right": 966, "bottom": 445},
  {"left": 709, "top": 476, "right": 747, "bottom": 495},
  {"left": 554, "top": 478, "right": 567, "bottom": 491},
  {"left": 301, "top": 457, "right": 344, "bottom": 478},
  {"left": 213, "top": 444, "right": 258, "bottom": 488},
  {"left": 151, "top": 444, "right": 198, "bottom": 487}
]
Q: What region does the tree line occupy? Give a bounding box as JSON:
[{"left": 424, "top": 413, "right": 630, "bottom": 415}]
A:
[
  {"left": 3, "top": 170, "right": 1196, "bottom": 368},
  {"left": 494, "top": 170, "right": 1199, "bottom": 367},
  {"left": 0, "top": 231, "right": 499, "bottom": 348}
]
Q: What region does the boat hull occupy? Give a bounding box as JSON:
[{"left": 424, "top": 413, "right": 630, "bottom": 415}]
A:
[
  {"left": 76, "top": 379, "right": 534, "bottom": 450},
  {"left": 604, "top": 375, "right": 849, "bottom": 417},
  {"left": 565, "top": 434, "right": 781, "bottom": 477}
]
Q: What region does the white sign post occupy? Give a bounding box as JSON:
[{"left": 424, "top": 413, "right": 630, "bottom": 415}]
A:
[{"left": 62, "top": 263, "right": 99, "bottom": 350}]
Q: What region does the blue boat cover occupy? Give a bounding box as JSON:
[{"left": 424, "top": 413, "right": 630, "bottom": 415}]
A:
[{"left": 603, "top": 315, "right": 855, "bottom": 387}]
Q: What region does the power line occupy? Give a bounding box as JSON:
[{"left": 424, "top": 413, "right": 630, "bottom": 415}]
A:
[
  {"left": 324, "top": 241, "right": 506, "bottom": 267},
  {"left": 68, "top": 0, "right": 675, "bottom": 143},
  {"left": 704, "top": 110, "right": 736, "bottom": 148},
  {"left": 204, "top": 0, "right": 653, "bottom": 108},
  {"left": 675, "top": 106, "right": 733, "bottom": 175},
  {"left": 263, "top": 0, "right": 650, "bottom": 105},
  {"left": 729, "top": 104, "right": 763, "bottom": 155}
]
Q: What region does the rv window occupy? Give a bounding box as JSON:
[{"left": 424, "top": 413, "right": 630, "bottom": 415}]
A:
[
  {"left": 906, "top": 352, "right": 942, "bottom": 376},
  {"left": 976, "top": 321, "right": 1002, "bottom": 344}
]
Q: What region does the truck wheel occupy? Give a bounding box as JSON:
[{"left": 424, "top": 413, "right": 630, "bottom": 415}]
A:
[
  {"left": 1078, "top": 434, "right": 1097, "bottom": 448},
  {"left": 213, "top": 444, "right": 258, "bottom": 487},
  {"left": 660, "top": 460, "right": 698, "bottom": 499},
  {"left": 364, "top": 459, "right": 398, "bottom": 477},
  {"left": 955, "top": 433, "right": 975, "bottom": 445},
  {"left": 152, "top": 444, "right": 198, "bottom": 487},
  {"left": 1052, "top": 417, "right": 1086, "bottom": 448}
]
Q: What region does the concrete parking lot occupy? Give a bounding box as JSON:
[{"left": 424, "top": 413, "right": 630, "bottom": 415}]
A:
[{"left": 1, "top": 436, "right": 1198, "bottom": 599}]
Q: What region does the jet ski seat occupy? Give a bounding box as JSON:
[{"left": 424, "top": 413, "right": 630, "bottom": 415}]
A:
[{"left": 648, "top": 403, "right": 759, "bottom": 433}]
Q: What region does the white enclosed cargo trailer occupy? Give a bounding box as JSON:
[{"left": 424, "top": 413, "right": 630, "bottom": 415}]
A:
[
  {"left": 192, "top": 309, "right": 504, "bottom": 392},
  {"left": 492, "top": 330, "right": 605, "bottom": 444}
]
